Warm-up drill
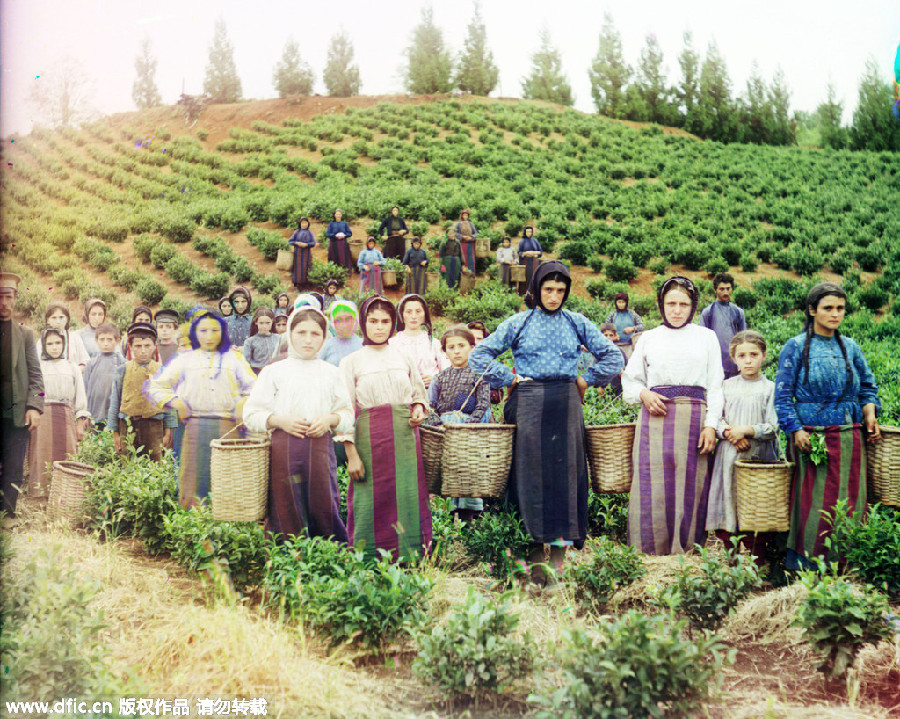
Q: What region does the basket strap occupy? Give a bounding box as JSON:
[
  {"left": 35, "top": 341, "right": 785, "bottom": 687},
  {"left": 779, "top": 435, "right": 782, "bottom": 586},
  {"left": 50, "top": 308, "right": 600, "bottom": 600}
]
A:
[{"left": 218, "top": 423, "right": 244, "bottom": 440}]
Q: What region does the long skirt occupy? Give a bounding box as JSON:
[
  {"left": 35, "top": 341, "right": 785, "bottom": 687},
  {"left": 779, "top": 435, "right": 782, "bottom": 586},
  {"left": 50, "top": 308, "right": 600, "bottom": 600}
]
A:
[
  {"left": 359, "top": 265, "right": 382, "bottom": 294},
  {"left": 628, "top": 397, "right": 711, "bottom": 555},
  {"left": 348, "top": 404, "right": 432, "bottom": 562},
  {"left": 117, "top": 417, "right": 165, "bottom": 462},
  {"left": 292, "top": 246, "right": 313, "bottom": 287},
  {"left": 27, "top": 402, "right": 76, "bottom": 497},
  {"left": 328, "top": 237, "right": 354, "bottom": 272},
  {"left": 406, "top": 265, "right": 426, "bottom": 295},
  {"left": 785, "top": 424, "right": 866, "bottom": 569},
  {"left": 177, "top": 416, "right": 237, "bottom": 509},
  {"left": 461, "top": 240, "right": 476, "bottom": 274},
  {"left": 497, "top": 263, "right": 512, "bottom": 285},
  {"left": 441, "top": 256, "right": 461, "bottom": 290},
  {"left": 503, "top": 380, "right": 588, "bottom": 548},
  {"left": 268, "top": 430, "right": 347, "bottom": 542},
  {"left": 383, "top": 235, "right": 406, "bottom": 260}
]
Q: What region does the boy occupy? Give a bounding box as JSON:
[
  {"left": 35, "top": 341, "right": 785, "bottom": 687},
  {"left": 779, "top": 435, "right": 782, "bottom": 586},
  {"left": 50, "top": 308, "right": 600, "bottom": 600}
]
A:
[
  {"left": 596, "top": 323, "right": 628, "bottom": 398},
  {"left": 700, "top": 272, "right": 747, "bottom": 379},
  {"left": 82, "top": 322, "right": 125, "bottom": 431},
  {"left": 154, "top": 308, "right": 180, "bottom": 364},
  {"left": 107, "top": 322, "right": 175, "bottom": 461}
]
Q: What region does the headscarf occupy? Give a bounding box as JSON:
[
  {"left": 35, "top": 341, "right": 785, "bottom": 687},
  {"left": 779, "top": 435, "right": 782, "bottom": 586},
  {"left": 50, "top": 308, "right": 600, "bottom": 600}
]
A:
[
  {"left": 286, "top": 306, "right": 328, "bottom": 361},
  {"left": 293, "top": 292, "right": 324, "bottom": 312},
  {"left": 333, "top": 209, "right": 343, "bottom": 221},
  {"left": 44, "top": 301, "right": 71, "bottom": 330},
  {"left": 228, "top": 286, "right": 252, "bottom": 317},
  {"left": 132, "top": 305, "right": 153, "bottom": 323},
  {"left": 298, "top": 217, "right": 310, "bottom": 230},
  {"left": 614, "top": 292, "right": 629, "bottom": 308},
  {"left": 187, "top": 309, "right": 231, "bottom": 353},
  {"left": 800, "top": 282, "right": 851, "bottom": 392},
  {"left": 656, "top": 276, "right": 699, "bottom": 330},
  {"left": 459, "top": 209, "right": 470, "bottom": 220},
  {"left": 525, "top": 261, "right": 571, "bottom": 314},
  {"left": 329, "top": 299, "right": 359, "bottom": 332},
  {"left": 411, "top": 236, "right": 422, "bottom": 247},
  {"left": 40, "top": 328, "right": 66, "bottom": 360},
  {"left": 324, "top": 279, "right": 341, "bottom": 295},
  {"left": 366, "top": 237, "right": 377, "bottom": 249},
  {"left": 518, "top": 226, "right": 541, "bottom": 254},
  {"left": 81, "top": 298, "right": 107, "bottom": 325},
  {"left": 218, "top": 296, "right": 233, "bottom": 316},
  {"left": 396, "top": 293, "right": 433, "bottom": 334},
  {"left": 274, "top": 292, "right": 291, "bottom": 309},
  {"left": 359, "top": 295, "right": 397, "bottom": 346}
]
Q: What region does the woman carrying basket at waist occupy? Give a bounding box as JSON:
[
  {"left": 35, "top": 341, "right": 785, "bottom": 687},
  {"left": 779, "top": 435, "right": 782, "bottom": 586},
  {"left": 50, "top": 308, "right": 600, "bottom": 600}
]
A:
[{"left": 468, "top": 262, "right": 623, "bottom": 587}]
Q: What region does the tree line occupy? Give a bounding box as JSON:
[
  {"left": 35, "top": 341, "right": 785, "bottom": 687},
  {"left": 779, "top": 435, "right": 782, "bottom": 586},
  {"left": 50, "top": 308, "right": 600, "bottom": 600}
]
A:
[{"left": 126, "top": 8, "right": 897, "bottom": 152}]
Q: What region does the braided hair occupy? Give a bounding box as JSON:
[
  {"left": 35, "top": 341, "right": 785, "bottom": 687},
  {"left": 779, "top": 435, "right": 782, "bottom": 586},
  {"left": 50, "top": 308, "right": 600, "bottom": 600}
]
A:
[{"left": 800, "top": 282, "right": 852, "bottom": 400}]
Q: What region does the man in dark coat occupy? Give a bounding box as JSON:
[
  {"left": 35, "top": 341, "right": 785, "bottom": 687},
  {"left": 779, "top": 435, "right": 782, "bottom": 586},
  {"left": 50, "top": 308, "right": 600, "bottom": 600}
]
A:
[{"left": 1, "top": 272, "right": 44, "bottom": 520}]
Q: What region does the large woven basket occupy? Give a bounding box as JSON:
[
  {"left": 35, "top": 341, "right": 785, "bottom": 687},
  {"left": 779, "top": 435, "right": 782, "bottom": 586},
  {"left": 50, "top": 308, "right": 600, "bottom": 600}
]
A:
[
  {"left": 734, "top": 459, "right": 793, "bottom": 532},
  {"left": 510, "top": 265, "right": 526, "bottom": 283},
  {"left": 419, "top": 425, "right": 445, "bottom": 494},
  {"left": 868, "top": 425, "right": 900, "bottom": 506},
  {"left": 475, "top": 237, "right": 490, "bottom": 258},
  {"left": 48, "top": 461, "right": 95, "bottom": 523},
  {"left": 275, "top": 249, "right": 293, "bottom": 272},
  {"left": 585, "top": 424, "right": 636, "bottom": 493},
  {"left": 382, "top": 269, "right": 398, "bottom": 287},
  {"left": 441, "top": 424, "right": 515, "bottom": 498},
  {"left": 210, "top": 429, "right": 270, "bottom": 522}
]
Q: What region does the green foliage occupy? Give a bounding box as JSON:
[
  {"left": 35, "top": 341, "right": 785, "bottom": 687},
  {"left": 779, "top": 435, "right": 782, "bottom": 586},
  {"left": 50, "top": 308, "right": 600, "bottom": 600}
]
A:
[
  {"left": 133, "top": 233, "right": 157, "bottom": 262},
  {"left": 136, "top": 277, "right": 167, "bottom": 305},
  {"left": 649, "top": 544, "right": 761, "bottom": 630},
  {"left": 808, "top": 431, "right": 828, "bottom": 465},
  {"left": 795, "top": 564, "right": 893, "bottom": 680},
  {"left": 414, "top": 587, "right": 534, "bottom": 699},
  {"left": 272, "top": 37, "right": 314, "bottom": 97},
  {"left": 826, "top": 500, "right": 900, "bottom": 597},
  {"left": 564, "top": 537, "right": 645, "bottom": 612},
  {"left": 521, "top": 28, "right": 573, "bottom": 106},
  {"left": 150, "top": 242, "right": 177, "bottom": 269},
  {"left": 132, "top": 36, "right": 162, "bottom": 109},
  {"left": 587, "top": 492, "right": 629, "bottom": 543},
  {"left": 530, "top": 612, "right": 732, "bottom": 719},
  {"left": 203, "top": 18, "right": 243, "bottom": 103},
  {"left": 460, "top": 506, "right": 531, "bottom": 583},
  {"left": 582, "top": 388, "right": 638, "bottom": 425},
  {"left": 404, "top": 7, "right": 453, "bottom": 94},
  {"left": 455, "top": 6, "right": 498, "bottom": 96},
  {"left": 307, "top": 259, "right": 349, "bottom": 289},
  {"left": 447, "top": 281, "right": 522, "bottom": 331},
  {"left": 323, "top": 31, "right": 360, "bottom": 97}
]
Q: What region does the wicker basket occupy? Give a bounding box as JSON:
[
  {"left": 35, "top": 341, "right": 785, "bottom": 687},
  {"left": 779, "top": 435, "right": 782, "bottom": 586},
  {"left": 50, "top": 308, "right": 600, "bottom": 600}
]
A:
[
  {"left": 382, "top": 269, "right": 398, "bottom": 287},
  {"left": 349, "top": 239, "right": 365, "bottom": 261},
  {"left": 734, "top": 459, "right": 793, "bottom": 532},
  {"left": 440, "top": 424, "right": 515, "bottom": 498},
  {"left": 210, "top": 428, "right": 270, "bottom": 522},
  {"left": 868, "top": 425, "right": 900, "bottom": 506},
  {"left": 510, "top": 265, "right": 526, "bottom": 283},
  {"left": 275, "top": 249, "right": 293, "bottom": 272},
  {"left": 475, "top": 237, "right": 490, "bottom": 258},
  {"left": 48, "top": 461, "right": 95, "bottom": 523},
  {"left": 419, "top": 425, "right": 445, "bottom": 494},
  {"left": 585, "top": 424, "right": 636, "bottom": 493}
]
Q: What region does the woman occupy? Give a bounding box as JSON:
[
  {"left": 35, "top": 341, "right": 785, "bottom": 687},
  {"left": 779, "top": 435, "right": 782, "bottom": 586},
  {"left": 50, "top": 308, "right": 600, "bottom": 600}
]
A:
[
  {"left": 378, "top": 206, "right": 409, "bottom": 260},
  {"left": 326, "top": 209, "right": 354, "bottom": 273},
  {"left": 452, "top": 209, "right": 478, "bottom": 275},
  {"left": 389, "top": 294, "right": 448, "bottom": 389},
  {"left": 517, "top": 226, "right": 542, "bottom": 296},
  {"left": 774, "top": 281, "right": 881, "bottom": 570},
  {"left": 44, "top": 301, "right": 90, "bottom": 369},
  {"left": 604, "top": 293, "right": 645, "bottom": 360},
  {"left": 289, "top": 217, "right": 317, "bottom": 289},
  {"left": 439, "top": 228, "right": 462, "bottom": 290},
  {"left": 339, "top": 296, "right": 432, "bottom": 562},
  {"left": 243, "top": 306, "right": 353, "bottom": 542},
  {"left": 357, "top": 237, "right": 385, "bottom": 294},
  {"left": 402, "top": 237, "right": 428, "bottom": 295},
  {"left": 77, "top": 298, "right": 110, "bottom": 358},
  {"left": 621, "top": 276, "right": 724, "bottom": 556},
  {"left": 218, "top": 296, "right": 234, "bottom": 318},
  {"left": 495, "top": 237, "right": 518, "bottom": 286},
  {"left": 469, "top": 262, "right": 624, "bottom": 585}
]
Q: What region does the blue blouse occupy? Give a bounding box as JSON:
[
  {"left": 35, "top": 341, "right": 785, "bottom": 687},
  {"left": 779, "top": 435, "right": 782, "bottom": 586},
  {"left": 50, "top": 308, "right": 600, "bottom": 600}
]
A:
[
  {"left": 326, "top": 221, "right": 352, "bottom": 240},
  {"left": 225, "top": 314, "right": 252, "bottom": 348},
  {"left": 774, "top": 332, "right": 880, "bottom": 434},
  {"left": 289, "top": 228, "right": 316, "bottom": 247},
  {"left": 357, "top": 248, "right": 384, "bottom": 270},
  {"left": 517, "top": 236, "right": 542, "bottom": 256},
  {"left": 468, "top": 308, "right": 624, "bottom": 388}
]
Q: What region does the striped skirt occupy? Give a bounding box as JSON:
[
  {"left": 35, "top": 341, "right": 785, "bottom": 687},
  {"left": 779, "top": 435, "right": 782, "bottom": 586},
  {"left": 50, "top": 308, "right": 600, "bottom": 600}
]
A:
[
  {"left": 497, "top": 263, "right": 512, "bottom": 285},
  {"left": 292, "top": 245, "right": 313, "bottom": 287},
  {"left": 27, "top": 402, "right": 76, "bottom": 497},
  {"left": 328, "top": 238, "right": 354, "bottom": 271},
  {"left": 520, "top": 257, "right": 540, "bottom": 294},
  {"left": 628, "top": 397, "right": 711, "bottom": 555},
  {"left": 786, "top": 424, "right": 866, "bottom": 569},
  {"left": 406, "top": 265, "right": 426, "bottom": 295},
  {"left": 359, "top": 265, "right": 382, "bottom": 294},
  {"left": 348, "top": 404, "right": 432, "bottom": 562},
  {"left": 441, "top": 256, "right": 461, "bottom": 289},
  {"left": 503, "top": 380, "right": 588, "bottom": 548},
  {"left": 177, "top": 416, "right": 237, "bottom": 509},
  {"left": 383, "top": 235, "right": 406, "bottom": 260},
  {"left": 461, "top": 240, "right": 476, "bottom": 273},
  {"left": 268, "top": 431, "right": 347, "bottom": 542}
]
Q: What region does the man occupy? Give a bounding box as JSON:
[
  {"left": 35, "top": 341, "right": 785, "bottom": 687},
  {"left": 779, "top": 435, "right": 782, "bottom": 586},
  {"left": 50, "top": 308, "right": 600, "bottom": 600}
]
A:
[
  {"left": 0, "top": 273, "right": 44, "bottom": 521},
  {"left": 700, "top": 272, "right": 747, "bottom": 379}
]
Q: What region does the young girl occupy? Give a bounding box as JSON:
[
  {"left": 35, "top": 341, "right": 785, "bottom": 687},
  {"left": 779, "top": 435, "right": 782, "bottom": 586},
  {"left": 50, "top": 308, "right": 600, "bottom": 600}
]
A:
[
  {"left": 274, "top": 314, "right": 288, "bottom": 335},
  {"left": 388, "top": 294, "right": 449, "bottom": 389},
  {"left": 339, "top": 295, "right": 432, "bottom": 562},
  {"left": 495, "top": 237, "right": 518, "bottom": 286},
  {"left": 402, "top": 237, "right": 429, "bottom": 295},
  {"left": 44, "top": 301, "right": 90, "bottom": 369},
  {"left": 77, "top": 298, "right": 110, "bottom": 358},
  {"left": 357, "top": 237, "right": 385, "bottom": 294},
  {"left": 706, "top": 330, "right": 779, "bottom": 562},
  {"left": 320, "top": 300, "right": 363, "bottom": 367},
  {"left": 218, "top": 296, "right": 234, "bottom": 318},
  {"left": 289, "top": 217, "right": 316, "bottom": 289},
  {"left": 28, "top": 328, "right": 90, "bottom": 496},
  {"left": 274, "top": 293, "right": 291, "bottom": 313},
  {"left": 242, "top": 308, "right": 280, "bottom": 373},
  {"left": 243, "top": 307, "right": 353, "bottom": 542},
  {"left": 322, "top": 280, "right": 342, "bottom": 314},
  {"left": 147, "top": 310, "right": 256, "bottom": 508}
]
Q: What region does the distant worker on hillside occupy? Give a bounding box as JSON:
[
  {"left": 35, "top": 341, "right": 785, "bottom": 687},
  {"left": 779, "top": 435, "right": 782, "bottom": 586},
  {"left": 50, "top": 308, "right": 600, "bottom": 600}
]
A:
[
  {"left": 604, "top": 293, "right": 644, "bottom": 360},
  {"left": 440, "top": 227, "right": 462, "bottom": 290},
  {"left": 517, "top": 226, "right": 542, "bottom": 295},
  {"left": 402, "top": 236, "right": 429, "bottom": 295},
  {"left": 452, "top": 209, "right": 478, "bottom": 275},
  {"left": 700, "top": 273, "right": 747, "bottom": 379},
  {"left": 288, "top": 217, "right": 316, "bottom": 289},
  {"left": 495, "top": 236, "right": 518, "bottom": 286},
  {"left": 326, "top": 209, "right": 354, "bottom": 273},
  {"left": 378, "top": 205, "right": 409, "bottom": 260}
]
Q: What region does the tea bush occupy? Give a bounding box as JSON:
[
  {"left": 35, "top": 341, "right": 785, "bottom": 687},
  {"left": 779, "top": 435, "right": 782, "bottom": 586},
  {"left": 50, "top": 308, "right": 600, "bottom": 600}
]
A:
[
  {"left": 564, "top": 537, "right": 644, "bottom": 612},
  {"left": 414, "top": 587, "right": 534, "bottom": 700},
  {"left": 826, "top": 501, "right": 900, "bottom": 597},
  {"left": 530, "top": 612, "right": 732, "bottom": 718},
  {"left": 460, "top": 506, "right": 531, "bottom": 583},
  {"left": 307, "top": 259, "right": 349, "bottom": 289},
  {"left": 795, "top": 564, "right": 893, "bottom": 680},
  {"left": 587, "top": 492, "right": 629, "bottom": 542}
]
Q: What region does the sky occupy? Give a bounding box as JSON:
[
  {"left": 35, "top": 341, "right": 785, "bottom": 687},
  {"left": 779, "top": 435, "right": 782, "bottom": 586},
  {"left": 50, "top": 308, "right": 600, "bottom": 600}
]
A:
[{"left": 1, "top": 0, "right": 898, "bottom": 137}]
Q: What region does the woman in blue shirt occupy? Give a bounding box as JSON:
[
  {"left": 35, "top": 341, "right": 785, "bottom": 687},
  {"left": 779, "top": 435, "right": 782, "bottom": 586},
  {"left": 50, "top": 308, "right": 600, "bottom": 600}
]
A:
[
  {"left": 469, "top": 262, "right": 623, "bottom": 586},
  {"left": 326, "top": 209, "right": 354, "bottom": 273},
  {"left": 774, "top": 281, "right": 881, "bottom": 570}
]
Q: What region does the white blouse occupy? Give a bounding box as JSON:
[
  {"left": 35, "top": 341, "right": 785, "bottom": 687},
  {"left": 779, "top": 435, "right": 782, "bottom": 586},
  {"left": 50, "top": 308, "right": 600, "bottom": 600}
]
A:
[
  {"left": 387, "top": 331, "right": 449, "bottom": 381},
  {"left": 40, "top": 359, "right": 90, "bottom": 419},
  {"left": 242, "top": 357, "right": 355, "bottom": 442},
  {"left": 621, "top": 323, "right": 724, "bottom": 428},
  {"left": 340, "top": 346, "right": 429, "bottom": 411}
]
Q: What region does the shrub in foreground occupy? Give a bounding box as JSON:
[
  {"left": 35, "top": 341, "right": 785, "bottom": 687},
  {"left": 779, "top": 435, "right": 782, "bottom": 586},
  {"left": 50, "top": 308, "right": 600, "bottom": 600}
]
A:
[
  {"left": 564, "top": 537, "right": 644, "bottom": 612},
  {"left": 826, "top": 502, "right": 900, "bottom": 597}
]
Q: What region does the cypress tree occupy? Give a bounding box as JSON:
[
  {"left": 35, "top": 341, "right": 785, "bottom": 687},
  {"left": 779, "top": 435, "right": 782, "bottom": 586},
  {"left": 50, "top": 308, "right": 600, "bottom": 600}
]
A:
[
  {"left": 405, "top": 6, "right": 453, "bottom": 94},
  {"left": 455, "top": 4, "right": 498, "bottom": 96},
  {"left": 132, "top": 36, "right": 162, "bottom": 110},
  {"left": 521, "top": 28, "right": 573, "bottom": 107},
  {"left": 273, "top": 38, "right": 314, "bottom": 97},
  {"left": 323, "top": 31, "right": 361, "bottom": 97},
  {"left": 588, "top": 13, "right": 630, "bottom": 118},
  {"left": 203, "top": 18, "right": 242, "bottom": 103}
]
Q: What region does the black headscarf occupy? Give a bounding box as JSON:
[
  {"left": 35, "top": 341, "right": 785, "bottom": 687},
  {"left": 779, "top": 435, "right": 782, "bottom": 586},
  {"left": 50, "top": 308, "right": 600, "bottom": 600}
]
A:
[
  {"left": 524, "top": 261, "right": 571, "bottom": 314},
  {"left": 298, "top": 217, "right": 310, "bottom": 230},
  {"left": 359, "top": 295, "right": 397, "bottom": 346},
  {"left": 656, "top": 276, "right": 699, "bottom": 329},
  {"left": 228, "top": 286, "right": 252, "bottom": 317}
]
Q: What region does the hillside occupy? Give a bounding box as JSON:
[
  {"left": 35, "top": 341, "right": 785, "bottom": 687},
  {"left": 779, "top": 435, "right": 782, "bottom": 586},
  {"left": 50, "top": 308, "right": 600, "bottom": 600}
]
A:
[{"left": 1, "top": 94, "right": 897, "bottom": 327}]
